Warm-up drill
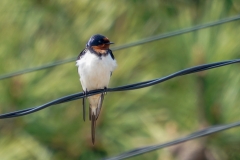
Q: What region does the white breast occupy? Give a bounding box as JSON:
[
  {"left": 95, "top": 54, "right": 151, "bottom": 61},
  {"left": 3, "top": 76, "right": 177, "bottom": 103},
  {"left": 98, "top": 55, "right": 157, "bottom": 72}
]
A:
[{"left": 76, "top": 50, "right": 117, "bottom": 91}]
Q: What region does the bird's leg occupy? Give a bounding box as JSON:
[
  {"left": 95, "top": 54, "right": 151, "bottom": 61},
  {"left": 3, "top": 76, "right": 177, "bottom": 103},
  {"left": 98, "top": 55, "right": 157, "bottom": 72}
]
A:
[{"left": 82, "top": 89, "right": 88, "bottom": 121}]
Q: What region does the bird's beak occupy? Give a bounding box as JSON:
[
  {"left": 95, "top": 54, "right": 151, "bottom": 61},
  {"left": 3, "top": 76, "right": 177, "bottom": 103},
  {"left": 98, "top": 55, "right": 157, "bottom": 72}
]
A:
[{"left": 106, "top": 42, "right": 114, "bottom": 44}]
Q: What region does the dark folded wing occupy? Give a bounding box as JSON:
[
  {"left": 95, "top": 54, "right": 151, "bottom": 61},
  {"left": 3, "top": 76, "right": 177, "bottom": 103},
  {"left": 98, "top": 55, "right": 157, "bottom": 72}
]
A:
[
  {"left": 108, "top": 49, "right": 115, "bottom": 60},
  {"left": 77, "top": 48, "right": 87, "bottom": 60}
]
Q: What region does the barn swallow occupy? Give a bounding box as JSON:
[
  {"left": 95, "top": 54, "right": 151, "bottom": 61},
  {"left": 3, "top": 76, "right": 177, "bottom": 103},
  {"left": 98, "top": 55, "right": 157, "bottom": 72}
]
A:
[{"left": 76, "top": 34, "right": 117, "bottom": 144}]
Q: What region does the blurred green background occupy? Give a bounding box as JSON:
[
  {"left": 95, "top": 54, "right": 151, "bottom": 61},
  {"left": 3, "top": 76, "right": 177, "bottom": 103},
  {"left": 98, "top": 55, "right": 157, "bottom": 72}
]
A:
[{"left": 0, "top": 0, "right": 240, "bottom": 159}]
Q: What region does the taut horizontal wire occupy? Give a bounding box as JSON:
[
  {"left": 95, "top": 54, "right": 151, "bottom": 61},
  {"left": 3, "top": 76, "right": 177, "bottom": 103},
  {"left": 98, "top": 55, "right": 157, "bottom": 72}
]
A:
[
  {"left": 0, "top": 58, "right": 76, "bottom": 80},
  {"left": 102, "top": 121, "right": 240, "bottom": 160},
  {"left": 0, "top": 14, "right": 240, "bottom": 80},
  {"left": 0, "top": 58, "right": 239, "bottom": 119}
]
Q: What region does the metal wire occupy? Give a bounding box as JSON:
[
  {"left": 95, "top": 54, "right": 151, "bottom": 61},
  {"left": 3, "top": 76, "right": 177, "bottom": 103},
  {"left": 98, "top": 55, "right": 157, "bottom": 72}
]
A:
[
  {"left": 0, "top": 14, "right": 240, "bottom": 80},
  {"left": 0, "top": 59, "right": 239, "bottom": 119},
  {"left": 1, "top": 59, "right": 239, "bottom": 160},
  {"left": 102, "top": 121, "right": 240, "bottom": 160},
  {"left": 1, "top": 14, "right": 240, "bottom": 160}
]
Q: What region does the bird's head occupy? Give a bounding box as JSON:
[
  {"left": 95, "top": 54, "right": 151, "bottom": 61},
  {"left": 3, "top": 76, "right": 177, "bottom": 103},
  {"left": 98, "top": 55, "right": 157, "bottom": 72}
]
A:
[{"left": 87, "top": 34, "right": 114, "bottom": 54}]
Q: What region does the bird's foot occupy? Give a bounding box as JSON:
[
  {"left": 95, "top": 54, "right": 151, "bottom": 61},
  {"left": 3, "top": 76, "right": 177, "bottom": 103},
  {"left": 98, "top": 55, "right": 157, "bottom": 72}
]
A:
[{"left": 103, "top": 87, "right": 107, "bottom": 95}]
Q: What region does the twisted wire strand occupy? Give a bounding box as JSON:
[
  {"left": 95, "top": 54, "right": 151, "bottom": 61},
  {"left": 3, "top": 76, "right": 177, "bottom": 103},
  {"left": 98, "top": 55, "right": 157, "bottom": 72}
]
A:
[{"left": 0, "top": 59, "right": 239, "bottom": 119}]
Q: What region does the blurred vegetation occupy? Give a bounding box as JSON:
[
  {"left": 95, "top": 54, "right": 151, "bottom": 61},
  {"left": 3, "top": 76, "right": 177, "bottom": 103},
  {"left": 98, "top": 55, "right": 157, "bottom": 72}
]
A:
[{"left": 0, "top": 0, "right": 240, "bottom": 159}]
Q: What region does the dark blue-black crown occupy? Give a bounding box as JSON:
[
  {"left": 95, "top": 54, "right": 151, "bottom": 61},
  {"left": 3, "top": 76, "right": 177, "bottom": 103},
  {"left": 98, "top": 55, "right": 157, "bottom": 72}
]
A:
[{"left": 86, "top": 34, "right": 113, "bottom": 47}]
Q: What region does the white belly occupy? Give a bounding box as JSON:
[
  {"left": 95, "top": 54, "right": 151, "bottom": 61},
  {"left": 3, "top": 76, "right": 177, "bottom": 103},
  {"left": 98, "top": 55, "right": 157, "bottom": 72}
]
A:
[{"left": 76, "top": 51, "right": 117, "bottom": 91}]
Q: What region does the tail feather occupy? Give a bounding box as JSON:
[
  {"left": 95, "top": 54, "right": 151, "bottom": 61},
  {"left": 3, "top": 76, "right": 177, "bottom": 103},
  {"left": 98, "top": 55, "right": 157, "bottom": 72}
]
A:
[
  {"left": 89, "top": 106, "right": 92, "bottom": 121},
  {"left": 88, "top": 93, "right": 105, "bottom": 144},
  {"left": 91, "top": 113, "right": 96, "bottom": 144},
  {"left": 96, "top": 93, "right": 104, "bottom": 120},
  {"left": 82, "top": 90, "right": 88, "bottom": 121},
  {"left": 82, "top": 97, "right": 86, "bottom": 121}
]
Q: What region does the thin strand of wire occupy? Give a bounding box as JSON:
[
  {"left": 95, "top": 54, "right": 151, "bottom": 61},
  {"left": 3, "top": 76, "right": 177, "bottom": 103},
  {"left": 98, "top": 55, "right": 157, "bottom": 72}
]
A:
[
  {"left": 0, "top": 14, "right": 240, "bottom": 80},
  {"left": 0, "top": 59, "right": 239, "bottom": 119},
  {"left": 102, "top": 121, "right": 240, "bottom": 160}
]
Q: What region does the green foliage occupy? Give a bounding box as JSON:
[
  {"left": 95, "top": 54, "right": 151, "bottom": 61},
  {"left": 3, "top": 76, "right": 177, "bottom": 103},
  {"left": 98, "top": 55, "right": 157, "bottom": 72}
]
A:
[{"left": 0, "top": 0, "right": 240, "bottom": 159}]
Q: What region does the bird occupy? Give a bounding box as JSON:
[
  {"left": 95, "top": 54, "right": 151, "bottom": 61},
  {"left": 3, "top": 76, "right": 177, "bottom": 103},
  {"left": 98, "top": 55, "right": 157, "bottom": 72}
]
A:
[{"left": 76, "top": 34, "right": 117, "bottom": 144}]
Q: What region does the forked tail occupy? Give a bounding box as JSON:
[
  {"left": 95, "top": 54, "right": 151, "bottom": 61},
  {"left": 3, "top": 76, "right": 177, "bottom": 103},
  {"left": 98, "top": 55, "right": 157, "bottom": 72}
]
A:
[{"left": 89, "top": 93, "right": 104, "bottom": 144}]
